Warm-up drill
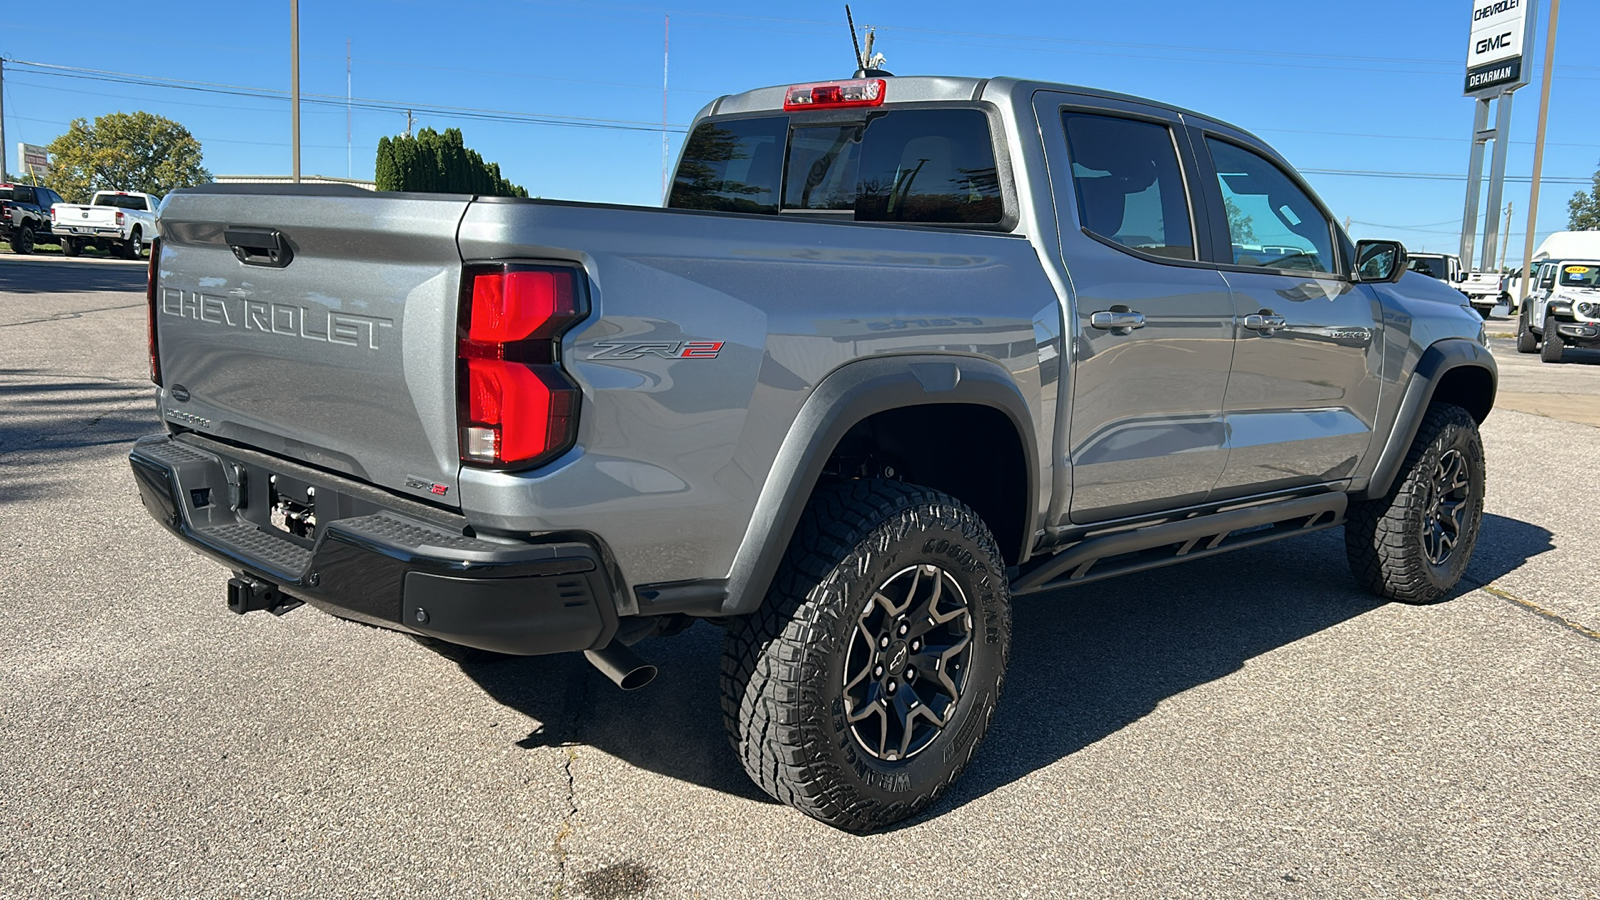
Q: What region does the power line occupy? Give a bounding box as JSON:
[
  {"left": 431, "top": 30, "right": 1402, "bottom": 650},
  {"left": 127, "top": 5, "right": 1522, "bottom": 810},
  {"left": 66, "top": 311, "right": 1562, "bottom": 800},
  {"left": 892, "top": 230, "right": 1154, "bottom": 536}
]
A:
[
  {"left": 8, "top": 60, "right": 692, "bottom": 134},
  {"left": 1301, "top": 168, "right": 1589, "bottom": 185}
]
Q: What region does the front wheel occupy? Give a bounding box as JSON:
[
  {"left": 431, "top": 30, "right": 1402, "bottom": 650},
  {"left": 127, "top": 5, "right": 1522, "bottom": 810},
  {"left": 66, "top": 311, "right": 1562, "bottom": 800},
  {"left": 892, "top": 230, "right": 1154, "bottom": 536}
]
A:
[
  {"left": 721, "top": 480, "right": 1011, "bottom": 832},
  {"left": 1345, "top": 403, "right": 1485, "bottom": 604},
  {"left": 1515, "top": 305, "right": 1538, "bottom": 353},
  {"left": 10, "top": 225, "right": 35, "bottom": 254},
  {"left": 1541, "top": 315, "right": 1564, "bottom": 363}
]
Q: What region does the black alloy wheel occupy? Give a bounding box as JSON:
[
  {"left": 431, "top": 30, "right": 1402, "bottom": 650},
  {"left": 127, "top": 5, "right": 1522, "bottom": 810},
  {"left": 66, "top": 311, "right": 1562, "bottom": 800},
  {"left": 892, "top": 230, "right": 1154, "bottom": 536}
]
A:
[
  {"left": 842, "top": 563, "right": 974, "bottom": 762},
  {"left": 1421, "top": 449, "right": 1471, "bottom": 567}
]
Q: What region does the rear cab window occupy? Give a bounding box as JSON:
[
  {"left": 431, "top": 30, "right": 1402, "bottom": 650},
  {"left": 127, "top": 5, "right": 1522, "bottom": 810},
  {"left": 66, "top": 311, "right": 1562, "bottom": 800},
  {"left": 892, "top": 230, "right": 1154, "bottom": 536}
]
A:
[
  {"left": 94, "top": 193, "right": 155, "bottom": 211},
  {"left": 669, "top": 107, "right": 1005, "bottom": 226}
]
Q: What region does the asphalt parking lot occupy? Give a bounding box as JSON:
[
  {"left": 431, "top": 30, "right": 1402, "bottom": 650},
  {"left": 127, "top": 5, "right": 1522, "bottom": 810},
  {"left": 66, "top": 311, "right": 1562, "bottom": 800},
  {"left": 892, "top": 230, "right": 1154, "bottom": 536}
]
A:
[{"left": 2, "top": 254, "right": 1597, "bottom": 899}]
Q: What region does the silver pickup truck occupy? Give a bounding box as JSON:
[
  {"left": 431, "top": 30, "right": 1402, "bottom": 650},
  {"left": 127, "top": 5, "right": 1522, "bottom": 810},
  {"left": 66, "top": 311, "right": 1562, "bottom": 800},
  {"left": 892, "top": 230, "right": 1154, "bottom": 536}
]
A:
[{"left": 130, "top": 75, "right": 1496, "bottom": 832}]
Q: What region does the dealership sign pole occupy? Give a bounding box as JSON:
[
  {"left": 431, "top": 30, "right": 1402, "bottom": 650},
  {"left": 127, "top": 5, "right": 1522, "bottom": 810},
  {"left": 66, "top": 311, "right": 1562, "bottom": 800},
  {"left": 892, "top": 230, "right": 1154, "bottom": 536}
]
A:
[{"left": 1460, "top": 0, "right": 1538, "bottom": 273}]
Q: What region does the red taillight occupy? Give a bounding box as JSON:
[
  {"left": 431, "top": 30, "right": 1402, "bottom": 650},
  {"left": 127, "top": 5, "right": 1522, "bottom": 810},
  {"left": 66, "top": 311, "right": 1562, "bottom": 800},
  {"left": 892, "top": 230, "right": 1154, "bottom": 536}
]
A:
[
  {"left": 458, "top": 264, "right": 586, "bottom": 468},
  {"left": 50, "top": 207, "right": 57, "bottom": 222},
  {"left": 783, "top": 78, "right": 886, "bottom": 111},
  {"left": 116, "top": 210, "right": 126, "bottom": 226},
  {"left": 147, "top": 238, "right": 162, "bottom": 385}
]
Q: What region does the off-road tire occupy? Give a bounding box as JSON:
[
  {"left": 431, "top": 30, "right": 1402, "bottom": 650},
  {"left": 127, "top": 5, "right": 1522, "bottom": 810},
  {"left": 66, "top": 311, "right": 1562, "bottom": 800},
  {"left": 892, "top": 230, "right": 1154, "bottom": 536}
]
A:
[
  {"left": 61, "top": 238, "right": 80, "bottom": 257},
  {"left": 10, "top": 225, "right": 35, "bottom": 254},
  {"left": 720, "top": 479, "right": 1012, "bottom": 832},
  {"left": 1515, "top": 305, "right": 1537, "bottom": 353},
  {"left": 1345, "top": 403, "right": 1485, "bottom": 604},
  {"left": 1540, "top": 315, "right": 1564, "bottom": 363}
]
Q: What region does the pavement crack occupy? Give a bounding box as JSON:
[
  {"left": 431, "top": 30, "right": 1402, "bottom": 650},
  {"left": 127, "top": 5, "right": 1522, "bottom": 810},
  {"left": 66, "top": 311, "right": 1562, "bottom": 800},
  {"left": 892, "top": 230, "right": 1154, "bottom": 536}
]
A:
[
  {"left": 550, "top": 665, "right": 592, "bottom": 900},
  {"left": 0, "top": 302, "right": 145, "bottom": 328},
  {"left": 1466, "top": 577, "right": 1600, "bottom": 643}
]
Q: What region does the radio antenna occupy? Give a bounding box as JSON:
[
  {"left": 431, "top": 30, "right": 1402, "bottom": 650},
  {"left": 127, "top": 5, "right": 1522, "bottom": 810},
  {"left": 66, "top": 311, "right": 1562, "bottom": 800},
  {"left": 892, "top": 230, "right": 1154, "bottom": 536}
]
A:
[{"left": 846, "top": 5, "right": 864, "bottom": 72}]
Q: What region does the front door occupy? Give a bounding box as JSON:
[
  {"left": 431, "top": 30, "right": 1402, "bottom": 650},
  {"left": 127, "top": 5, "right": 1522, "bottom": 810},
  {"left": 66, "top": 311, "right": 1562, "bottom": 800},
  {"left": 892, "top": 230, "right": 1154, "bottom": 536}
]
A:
[
  {"left": 1035, "top": 93, "right": 1238, "bottom": 524},
  {"left": 1195, "top": 132, "right": 1383, "bottom": 495}
]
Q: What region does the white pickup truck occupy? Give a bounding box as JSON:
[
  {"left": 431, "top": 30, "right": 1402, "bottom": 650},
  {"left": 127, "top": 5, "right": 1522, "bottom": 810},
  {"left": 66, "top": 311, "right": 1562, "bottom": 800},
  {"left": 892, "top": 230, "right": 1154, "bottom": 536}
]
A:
[
  {"left": 50, "top": 190, "right": 160, "bottom": 258},
  {"left": 1460, "top": 270, "right": 1509, "bottom": 318}
]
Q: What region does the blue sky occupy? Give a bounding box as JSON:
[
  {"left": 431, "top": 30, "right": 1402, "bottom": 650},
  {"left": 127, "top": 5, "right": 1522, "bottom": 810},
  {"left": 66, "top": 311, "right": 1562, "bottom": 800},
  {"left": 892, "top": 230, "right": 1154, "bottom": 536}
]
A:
[{"left": 4, "top": 0, "right": 1596, "bottom": 264}]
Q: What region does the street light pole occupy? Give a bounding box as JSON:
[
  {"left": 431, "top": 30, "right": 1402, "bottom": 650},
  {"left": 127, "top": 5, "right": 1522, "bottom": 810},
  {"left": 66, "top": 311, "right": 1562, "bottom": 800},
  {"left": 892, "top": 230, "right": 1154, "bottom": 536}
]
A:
[
  {"left": 1519, "top": 0, "right": 1560, "bottom": 304},
  {"left": 291, "top": 0, "right": 301, "bottom": 183}
]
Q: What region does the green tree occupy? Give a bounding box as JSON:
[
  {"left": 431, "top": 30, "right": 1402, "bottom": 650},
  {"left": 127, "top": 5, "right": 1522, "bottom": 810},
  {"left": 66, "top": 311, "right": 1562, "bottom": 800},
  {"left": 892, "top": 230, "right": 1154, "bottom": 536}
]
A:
[
  {"left": 374, "top": 128, "right": 527, "bottom": 197},
  {"left": 45, "top": 112, "right": 211, "bottom": 202},
  {"left": 1570, "top": 160, "right": 1600, "bottom": 230},
  {"left": 1224, "top": 195, "right": 1257, "bottom": 244}
]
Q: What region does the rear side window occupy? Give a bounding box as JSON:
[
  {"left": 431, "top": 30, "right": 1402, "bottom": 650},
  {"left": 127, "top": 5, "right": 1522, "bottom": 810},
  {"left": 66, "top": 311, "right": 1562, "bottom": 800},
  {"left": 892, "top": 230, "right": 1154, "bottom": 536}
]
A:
[
  {"left": 669, "top": 116, "right": 787, "bottom": 214},
  {"left": 1061, "top": 113, "right": 1194, "bottom": 260},
  {"left": 671, "top": 108, "right": 1004, "bottom": 225}
]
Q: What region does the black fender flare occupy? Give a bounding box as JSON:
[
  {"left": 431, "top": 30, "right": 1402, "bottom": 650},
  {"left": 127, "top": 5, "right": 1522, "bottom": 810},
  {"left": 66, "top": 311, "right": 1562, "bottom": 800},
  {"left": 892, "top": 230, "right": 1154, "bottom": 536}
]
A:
[
  {"left": 635, "top": 354, "right": 1040, "bottom": 617},
  {"left": 1361, "top": 339, "right": 1497, "bottom": 500}
]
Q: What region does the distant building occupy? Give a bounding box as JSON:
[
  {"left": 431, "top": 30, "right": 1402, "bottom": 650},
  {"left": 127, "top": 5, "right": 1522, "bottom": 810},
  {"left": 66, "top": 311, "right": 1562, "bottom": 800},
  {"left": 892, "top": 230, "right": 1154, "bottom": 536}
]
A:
[{"left": 213, "top": 174, "right": 376, "bottom": 191}]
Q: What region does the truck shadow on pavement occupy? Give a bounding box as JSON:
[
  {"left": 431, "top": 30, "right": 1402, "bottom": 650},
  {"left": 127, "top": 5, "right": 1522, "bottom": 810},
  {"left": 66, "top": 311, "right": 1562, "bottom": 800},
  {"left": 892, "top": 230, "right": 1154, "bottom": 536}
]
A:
[
  {"left": 0, "top": 370, "right": 157, "bottom": 503},
  {"left": 0, "top": 259, "right": 148, "bottom": 294},
  {"left": 454, "top": 512, "right": 1555, "bottom": 823}
]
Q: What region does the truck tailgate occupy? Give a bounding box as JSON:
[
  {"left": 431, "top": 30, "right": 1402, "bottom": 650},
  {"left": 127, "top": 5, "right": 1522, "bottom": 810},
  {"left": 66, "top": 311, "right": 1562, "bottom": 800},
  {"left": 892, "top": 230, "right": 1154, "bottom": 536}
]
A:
[{"left": 154, "top": 189, "right": 470, "bottom": 502}]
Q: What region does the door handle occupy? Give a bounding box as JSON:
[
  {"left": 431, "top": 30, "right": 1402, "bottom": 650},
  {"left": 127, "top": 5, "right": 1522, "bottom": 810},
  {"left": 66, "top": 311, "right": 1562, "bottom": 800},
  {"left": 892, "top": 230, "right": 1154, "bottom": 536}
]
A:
[
  {"left": 1090, "top": 310, "right": 1146, "bottom": 334},
  {"left": 1244, "top": 313, "right": 1287, "bottom": 333}
]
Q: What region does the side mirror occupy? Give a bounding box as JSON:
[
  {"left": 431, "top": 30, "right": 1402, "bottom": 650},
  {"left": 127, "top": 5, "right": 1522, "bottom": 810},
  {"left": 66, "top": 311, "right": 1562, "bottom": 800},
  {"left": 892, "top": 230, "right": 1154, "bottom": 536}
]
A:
[{"left": 1354, "top": 239, "right": 1407, "bottom": 284}]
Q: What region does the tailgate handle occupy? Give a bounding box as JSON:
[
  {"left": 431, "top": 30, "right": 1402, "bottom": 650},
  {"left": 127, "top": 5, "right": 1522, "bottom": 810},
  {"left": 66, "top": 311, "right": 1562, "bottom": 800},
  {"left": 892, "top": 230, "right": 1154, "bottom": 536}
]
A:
[{"left": 224, "top": 227, "right": 295, "bottom": 268}]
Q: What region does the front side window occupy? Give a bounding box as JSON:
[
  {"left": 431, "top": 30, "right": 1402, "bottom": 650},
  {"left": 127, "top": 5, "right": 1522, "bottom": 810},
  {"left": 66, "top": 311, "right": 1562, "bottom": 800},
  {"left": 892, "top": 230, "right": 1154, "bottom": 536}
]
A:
[
  {"left": 669, "top": 116, "right": 787, "bottom": 214},
  {"left": 1061, "top": 113, "right": 1194, "bottom": 260},
  {"left": 1206, "top": 138, "right": 1335, "bottom": 273}
]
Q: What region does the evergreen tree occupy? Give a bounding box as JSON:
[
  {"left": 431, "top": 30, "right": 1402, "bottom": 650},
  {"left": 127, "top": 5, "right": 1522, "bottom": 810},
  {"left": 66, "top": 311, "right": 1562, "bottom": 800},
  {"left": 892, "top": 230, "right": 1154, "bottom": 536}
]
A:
[{"left": 373, "top": 128, "right": 526, "bottom": 197}]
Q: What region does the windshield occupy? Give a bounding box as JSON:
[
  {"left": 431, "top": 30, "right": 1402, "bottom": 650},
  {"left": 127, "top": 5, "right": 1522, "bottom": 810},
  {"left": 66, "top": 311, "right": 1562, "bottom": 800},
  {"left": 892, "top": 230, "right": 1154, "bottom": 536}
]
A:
[
  {"left": 1408, "top": 256, "right": 1448, "bottom": 280},
  {"left": 1558, "top": 263, "right": 1600, "bottom": 289},
  {"left": 92, "top": 194, "right": 149, "bottom": 211}
]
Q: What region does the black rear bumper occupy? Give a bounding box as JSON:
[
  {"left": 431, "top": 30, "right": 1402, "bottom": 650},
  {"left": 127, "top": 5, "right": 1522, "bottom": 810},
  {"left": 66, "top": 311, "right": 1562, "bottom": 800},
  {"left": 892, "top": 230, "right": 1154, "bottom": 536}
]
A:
[{"left": 129, "top": 433, "right": 620, "bottom": 655}]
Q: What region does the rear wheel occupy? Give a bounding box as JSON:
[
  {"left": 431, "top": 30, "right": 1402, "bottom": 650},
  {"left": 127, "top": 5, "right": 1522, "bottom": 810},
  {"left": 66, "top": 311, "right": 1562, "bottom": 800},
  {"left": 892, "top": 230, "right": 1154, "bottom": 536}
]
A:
[
  {"left": 10, "top": 225, "right": 35, "bottom": 254},
  {"left": 61, "top": 237, "right": 81, "bottom": 257},
  {"left": 721, "top": 479, "right": 1011, "bottom": 832},
  {"left": 1541, "top": 315, "right": 1564, "bottom": 364},
  {"left": 122, "top": 228, "right": 144, "bottom": 259},
  {"left": 1345, "top": 403, "right": 1485, "bottom": 604},
  {"left": 1515, "top": 305, "right": 1537, "bottom": 353}
]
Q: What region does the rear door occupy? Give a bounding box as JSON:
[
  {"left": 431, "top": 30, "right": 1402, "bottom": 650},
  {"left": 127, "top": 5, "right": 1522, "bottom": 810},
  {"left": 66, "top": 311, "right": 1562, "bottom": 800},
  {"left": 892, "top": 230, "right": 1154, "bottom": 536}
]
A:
[
  {"left": 154, "top": 188, "right": 471, "bottom": 502},
  {"left": 1033, "top": 92, "right": 1238, "bottom": 524},
  {"left": 1190, "top": 125, "right": 1383, "bottom": 496}
]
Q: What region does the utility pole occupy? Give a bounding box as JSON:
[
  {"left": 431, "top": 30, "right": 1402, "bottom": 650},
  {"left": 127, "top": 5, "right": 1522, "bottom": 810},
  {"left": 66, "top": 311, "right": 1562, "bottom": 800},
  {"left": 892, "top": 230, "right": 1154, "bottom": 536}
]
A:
[
  {"left": 1498, "top": 201, "right": 1513, "bottom": 272},
  {"left": 1520, "top": 0, "right": 1561, "bottom": 305},
  {"left": 347, "top": 39, "right": 352, "bottom": 179},
  {"left": 406, "top": 110, "right": 414, "bottom": 138},
  {"left": 661, "top": 15, "right": 669, "bottom": 200},
  {"left": 290, "top": 0, "right": 301, "bottom": 183},
  {"left": 0, "top": 57, "right": 8, "bottom": 178}
]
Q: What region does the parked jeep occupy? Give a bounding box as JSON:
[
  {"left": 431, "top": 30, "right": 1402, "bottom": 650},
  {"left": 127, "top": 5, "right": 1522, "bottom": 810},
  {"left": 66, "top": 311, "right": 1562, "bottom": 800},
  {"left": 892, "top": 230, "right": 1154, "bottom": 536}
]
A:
[
  {"left": 131, "top": 75, "right": 1495, "bottom": 832},
  {"left": 1517, "top": 260, "right": 1600, "bottom": 362}
]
